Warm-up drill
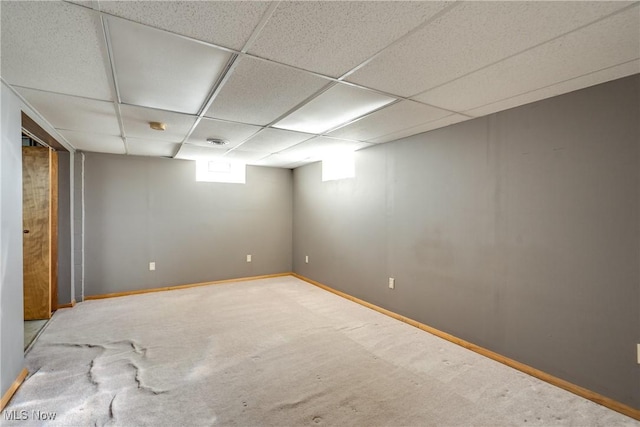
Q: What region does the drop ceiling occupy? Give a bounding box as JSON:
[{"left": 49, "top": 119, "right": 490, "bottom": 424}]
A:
[{"left": 1, "top": 1, "right": 638, "bottom": 169}]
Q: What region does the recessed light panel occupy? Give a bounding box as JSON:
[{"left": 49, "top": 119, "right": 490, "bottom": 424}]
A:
[
  {"left": 273, "top": 84, "right": 395, "bottom": 134},
  {"left": 107, "top": 16, "right": 232, "bottom": 114}
]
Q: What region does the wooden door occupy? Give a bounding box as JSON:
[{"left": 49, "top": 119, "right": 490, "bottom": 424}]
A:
[{"left": 22, "top": 146, "right": 58, "bottom": 320}]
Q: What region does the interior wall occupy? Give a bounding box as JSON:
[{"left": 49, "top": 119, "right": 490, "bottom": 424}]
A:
[
  {"left": 0, "top": 83, "right": 25, "bottom": 395},
  {"left": 73, "top": 152, "right": 83, "bottom": 301},
  {"left": 57, "top": 151, "right": 71, "bottom": 305},
  {"left": 293, "top": 75, "right": 640, "bottom": 409},
  {"left": 82, "top": 153, "right": 293, "bottom": 296}
]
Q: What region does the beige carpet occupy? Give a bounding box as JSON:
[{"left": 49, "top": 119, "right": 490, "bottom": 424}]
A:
[{"left": 3, "top": 276, "right": 638, "bottom": 426}]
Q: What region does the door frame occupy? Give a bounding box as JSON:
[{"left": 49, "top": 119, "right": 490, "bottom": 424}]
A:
[{"left": 21, "top": 112, "right": 68, "bottom": 317}]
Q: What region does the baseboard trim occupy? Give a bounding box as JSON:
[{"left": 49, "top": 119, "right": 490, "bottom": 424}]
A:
[
  {"left": 292, "top": 273, "right": 640, "bottom": 421},
  {"left": 0, "top": 368, "right": 28, "bottom": 411},
  {"left": 85, "top": 273, "right": 293, "bottom": 301},
  {"left": 58, "top": 299, "right": 76, "bottom": 309}
]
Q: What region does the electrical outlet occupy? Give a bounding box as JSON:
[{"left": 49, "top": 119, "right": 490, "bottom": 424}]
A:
[
  {"left": 305, "top": 255, "right": 309, "bottom": 264},
  {"left": 149, "top": 262, "right": 156, "bottom": 271},
  {"left": 388, "top": 277, "right": 395, "bottom": 289},
  {"left": 246, "top": 254, "right": 252, "bottom": 263}
]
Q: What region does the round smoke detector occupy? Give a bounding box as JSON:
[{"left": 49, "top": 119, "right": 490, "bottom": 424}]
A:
[{"left": 206, "top": 138, "right": 228, "bottom": 146}]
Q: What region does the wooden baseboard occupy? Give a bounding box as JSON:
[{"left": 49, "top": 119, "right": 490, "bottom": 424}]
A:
[
  {"left": 292, "top": 273, "right": 640, "bottom": 421},
  {"left": 0, "top": 368, "right": 28, "bottom": 411},
  {"left": 85, "top": 273, "right": 293, "bottom": 301},
  {"left": 57, "top": 299, "right": 76, "bottom": 309}
]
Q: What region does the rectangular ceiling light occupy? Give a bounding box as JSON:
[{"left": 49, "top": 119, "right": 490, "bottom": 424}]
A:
[
  {"left": 273, "top": 83, "right": 395, "bottom": 134},
  {"left": 107, "top": 16, "right": 232, "bottom": 114}
]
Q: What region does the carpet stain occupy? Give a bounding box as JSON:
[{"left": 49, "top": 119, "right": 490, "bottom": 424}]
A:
[
  {"left": 128, "top": 362, "right": 167, "bottom": 395},
  {"left": 127, "top": 340, "right": 148, "bottom": 357},
  {"left": 88, "top": 359, "right": 100, "bottom": 387},
  {"left": 108, "top": 394, "right": 116, "bottom": 420}
]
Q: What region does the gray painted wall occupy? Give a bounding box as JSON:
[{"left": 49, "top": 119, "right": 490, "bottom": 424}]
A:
[
  {"left": 82, "top": 154, "right": 292, "bottom": 296},
  {"left": 293, "top": 75, "right": 640, "bottom": 408},
  {"left": 73, "top": 153, "right": 83, "bottom": 301},
  {"left": 0, "top": 83, "right": 25, "bottom": 394},
  {"left": 57, "top": 151, "right": 71, "bottom": 305}
]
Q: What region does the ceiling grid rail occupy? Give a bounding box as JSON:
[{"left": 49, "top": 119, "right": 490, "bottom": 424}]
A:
[
  {"left": 100, "top": 14, "right": 129, "bottom": 154},
  {"left": 4, "top": 0, "right": 638, "bottom": 165}
]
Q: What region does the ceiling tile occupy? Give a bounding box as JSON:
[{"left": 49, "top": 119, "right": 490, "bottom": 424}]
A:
[
  {"left": 465, "top": 60, "right": 640, "bottom": 118},
  {"left": 413, "top": 6, "right": 640, "bottom": 113},
  {"left": 238, "top": 128, "right": 314, "bottom": 153},
  {"left": 223, "top": 150, "right": 270, "bottom": 163},
  {"left": 254, "top": 154, "right": 315, "bottom": 169},
  {"left": 368, "top": 114, "right": 470, "bottom": 144},
  {"left": 58, "top": 130, "right": 125, "bottom": 154},
  {"left": 107, "top": 16, "right": 232, "bottom": 114},
  {"left": 1, "top": 1, "right": 112, "bottom": 100},
  {"left": 277, "top": 137, "right": 371, "bottom": 163},
  {"left": 127, "top": 138, "right": 180, "bottom": 157},
  {"left": 248, "top": 1, "right": 452, "bottom": 77},
  {"left": 99, "top": 1, "right": 271, "bottom": 50},
  {"left": 204, "top": 56, "right": 330, "bottom": 125},
  {"left": 16, "top": 88, "right": 120, "bottom": 135},
  {"left": 273, "top": 84, "right": 395, "bottom": 134},
  {"left": 188, "top": 118, "right": 262, "bottom": 148},
  {"left": 66, "top": 1, "right": 96, "bottom": 6},
  {"left": 253, "top": 154, "right": 296, "bottom": 168},
  {"left": 347, "top": 1, "right": 633, "bottom": 97},
  {"left": 120, "top": 105, "right": 196, "bottom": 142},
  {"left": 329, "top": 100, "right": 451, "bottom": 142},
  {"left": 285, "top": 160, "right": 316, "bottom": 169},
  {"left": 174, "top": 144, "right": 228, "bottom": 161}
]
